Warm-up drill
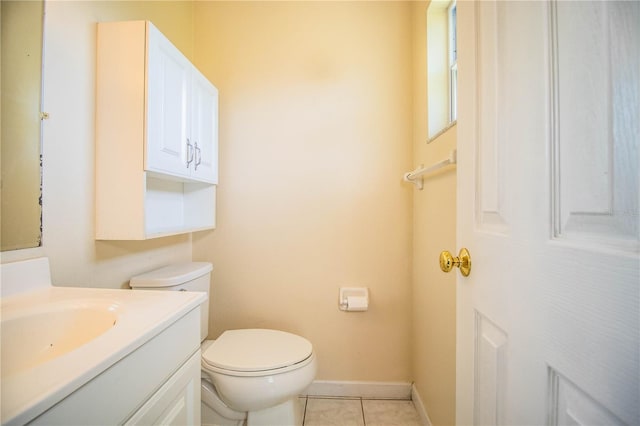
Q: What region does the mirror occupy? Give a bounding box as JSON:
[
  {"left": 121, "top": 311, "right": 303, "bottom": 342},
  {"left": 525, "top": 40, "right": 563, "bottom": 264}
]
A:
[{"left": 1, "top": 0, "right": 44, "bottom": 251}]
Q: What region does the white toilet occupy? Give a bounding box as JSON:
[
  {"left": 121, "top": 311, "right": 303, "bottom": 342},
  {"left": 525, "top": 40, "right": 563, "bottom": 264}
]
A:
[{"left": 130, "top": 262, "right": 317, "bottom": 426}]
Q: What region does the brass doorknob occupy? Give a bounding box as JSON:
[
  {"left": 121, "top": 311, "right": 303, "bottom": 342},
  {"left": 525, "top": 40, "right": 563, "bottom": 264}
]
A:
[{"left": 439, "top": 248, "right": 471, "bottom": 277}]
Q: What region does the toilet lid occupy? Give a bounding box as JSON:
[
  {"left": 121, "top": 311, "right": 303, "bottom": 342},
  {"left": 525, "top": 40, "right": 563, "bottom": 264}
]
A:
[{"left": 202, "top": 329, "right": 313, "bottom": 372}]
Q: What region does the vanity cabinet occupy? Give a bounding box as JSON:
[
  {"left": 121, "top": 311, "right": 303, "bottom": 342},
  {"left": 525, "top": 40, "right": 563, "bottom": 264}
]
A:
[
  {"left": 96, "top": 21, "right": 218, "bottom": 240},
  {"left": 124, "top": 351, "right": 201, "bottom": 426},
  {"left": 27, "top": 306, "right": 202, "bottom": 426}
]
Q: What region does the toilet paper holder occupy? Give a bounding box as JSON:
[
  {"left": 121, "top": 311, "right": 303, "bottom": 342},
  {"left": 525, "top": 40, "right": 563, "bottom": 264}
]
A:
[{"left": 339, "top": 287, "right": 369, "bottom": 312}]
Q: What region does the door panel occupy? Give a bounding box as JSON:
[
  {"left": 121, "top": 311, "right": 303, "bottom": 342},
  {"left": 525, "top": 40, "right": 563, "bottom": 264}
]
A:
[
  {"left": 190, "top": 69, "right": 219, "bottom": 184},
  {"left": 457, "top": 1, "right": 639, "bottom": 425},
  {"left": 146, "top": 23, "right": 191, "bottom": 178},
  {"left": 474, "top": 312, "right": 508, "bottom": 426},
  {"left": 475, "top": 1, "right": 509, "bottom": 233},
  {"left": 551, "top": 1, "right": 639, "bottom": 252},
  {"left": 549, "top": 369, "right": 626, "bottom": 426}
]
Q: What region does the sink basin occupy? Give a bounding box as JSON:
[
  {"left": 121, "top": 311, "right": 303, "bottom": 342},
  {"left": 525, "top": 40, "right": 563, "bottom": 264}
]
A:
[{"left": 1, "top": 301, "right": 119, "bottom": 377}]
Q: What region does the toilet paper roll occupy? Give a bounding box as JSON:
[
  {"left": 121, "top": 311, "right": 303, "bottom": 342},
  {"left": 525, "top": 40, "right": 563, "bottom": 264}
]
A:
[{"left": 346, "top": 296, "right": 368, "bottom": 311}]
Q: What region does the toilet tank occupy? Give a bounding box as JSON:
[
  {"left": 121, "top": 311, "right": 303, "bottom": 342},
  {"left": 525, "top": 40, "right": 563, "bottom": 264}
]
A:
[{"left": 129, "top": 262, "right": 212, "bottom": 341}]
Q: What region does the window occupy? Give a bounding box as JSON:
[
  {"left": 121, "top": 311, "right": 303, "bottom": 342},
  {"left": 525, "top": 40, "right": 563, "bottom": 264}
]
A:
[
  {"left": 448, "top": 1, "right": 457, "bottom": 122},
  {"left": 427, "top": 0, "right": 457, "bottom": 141}
]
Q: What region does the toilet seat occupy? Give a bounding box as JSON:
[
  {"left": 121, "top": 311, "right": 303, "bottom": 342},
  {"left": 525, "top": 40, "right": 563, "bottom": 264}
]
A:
[{"left": 202, "top": 329, "right": 313, "bottom": 376}]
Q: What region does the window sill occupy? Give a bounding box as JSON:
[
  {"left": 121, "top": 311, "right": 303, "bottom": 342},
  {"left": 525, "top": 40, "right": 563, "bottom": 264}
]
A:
[{"left": 427, "top": 120, "right": 457, "bottom": 144}]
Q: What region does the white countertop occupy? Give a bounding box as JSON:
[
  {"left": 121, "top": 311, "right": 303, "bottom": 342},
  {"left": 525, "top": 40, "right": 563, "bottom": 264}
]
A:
[{"left": 1, "top": 284, "right": 205, "bottom": 425}]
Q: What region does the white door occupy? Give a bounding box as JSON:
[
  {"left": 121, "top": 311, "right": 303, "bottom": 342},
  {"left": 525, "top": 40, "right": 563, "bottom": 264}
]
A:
[
  {"left": 146, "top": 22, "right": 191, "bottom": 179},
  {"left": 190, "top": 68, "right": 219, "bottom": 184},
  {"left": 456, "top": 1, "right": 639, "bottom": 425}
]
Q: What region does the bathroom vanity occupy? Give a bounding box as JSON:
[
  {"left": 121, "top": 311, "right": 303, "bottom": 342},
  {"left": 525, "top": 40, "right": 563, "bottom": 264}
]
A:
[{"left": 0, "top": 258, "right": 206, "bottom": 425}]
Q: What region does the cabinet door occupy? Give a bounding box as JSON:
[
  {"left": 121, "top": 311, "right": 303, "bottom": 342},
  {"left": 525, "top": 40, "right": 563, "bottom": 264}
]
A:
[
  {"left": 190, "top": 68, "right": 219, "bottom": 183},
  {"left": 124, "top": 351, "right": 201, "bottom": 426},
  {"left": 146, "top": 23, "right": 191, "bottom": 179}
]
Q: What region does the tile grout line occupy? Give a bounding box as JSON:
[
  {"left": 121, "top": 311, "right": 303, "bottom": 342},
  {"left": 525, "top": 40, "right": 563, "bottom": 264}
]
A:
[
  {"left": 302, "top": 395, "right": 423, "bottom": 426},
  {"left": 301, "top": 397, "right": 308, "bottom": 426}
]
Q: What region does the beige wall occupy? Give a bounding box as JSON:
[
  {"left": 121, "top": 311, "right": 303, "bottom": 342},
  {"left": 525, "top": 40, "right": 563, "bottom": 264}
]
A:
[
  {"left": 411, "top": 2, "right": 457, "bottom": 425},
  {"left": 191, "top": 1, "right": 414, "bottom": 381},
  {"left": 1, "top": 1, "right": 197, "bottom": 288}
]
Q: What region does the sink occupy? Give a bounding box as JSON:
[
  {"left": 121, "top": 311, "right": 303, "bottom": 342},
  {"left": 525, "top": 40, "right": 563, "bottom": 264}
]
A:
[{"left": 1, "top": 301, "right": 119, "bottom": 377}]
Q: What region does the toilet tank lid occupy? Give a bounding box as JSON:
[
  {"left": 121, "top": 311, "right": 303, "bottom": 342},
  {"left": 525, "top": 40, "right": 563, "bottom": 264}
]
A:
[{"left": 129, "top": 262, "right": 213, "bottom": 288}]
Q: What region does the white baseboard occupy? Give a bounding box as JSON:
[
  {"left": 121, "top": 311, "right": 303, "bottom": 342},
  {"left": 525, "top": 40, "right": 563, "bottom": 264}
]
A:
[
  {"left": 303, "top": 380, "right": 412, "bottom": 400},
  {"left": 411, "top": 384, "right": 432, "bottom": 426}
]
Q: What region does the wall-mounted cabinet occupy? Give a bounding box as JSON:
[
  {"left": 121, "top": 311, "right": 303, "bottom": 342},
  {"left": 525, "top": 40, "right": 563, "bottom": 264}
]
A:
[{"left": 96, "top": 21, "right": 218, "bottom": 240}]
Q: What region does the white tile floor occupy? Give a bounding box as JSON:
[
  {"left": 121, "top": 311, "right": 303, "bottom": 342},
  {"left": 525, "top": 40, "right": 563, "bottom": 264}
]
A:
[{"left": 299, "top": 397, "right": 423, "bottom": 426}]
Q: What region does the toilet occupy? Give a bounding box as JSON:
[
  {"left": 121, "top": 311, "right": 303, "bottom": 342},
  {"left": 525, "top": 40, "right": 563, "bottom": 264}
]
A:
[{"left": 129, "top": 262, "right": 317, "bottom": 426}]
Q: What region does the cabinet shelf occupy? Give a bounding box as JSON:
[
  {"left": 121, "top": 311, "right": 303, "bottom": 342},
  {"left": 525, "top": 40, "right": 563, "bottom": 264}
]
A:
[
  {"left": 144, "top": 176, "right": 216, "bottom": 239},
  {"left": 96, "top": 173, "right": 215, "bottom": 241}
]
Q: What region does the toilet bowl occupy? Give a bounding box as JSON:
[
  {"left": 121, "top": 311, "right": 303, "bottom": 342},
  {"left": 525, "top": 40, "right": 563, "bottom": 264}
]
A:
[
  {"left": 129, "top": 263, "right": 316, "bottom": 426},
  {"left": 203, "top": 329, "right": 316, "bottom": 409}
]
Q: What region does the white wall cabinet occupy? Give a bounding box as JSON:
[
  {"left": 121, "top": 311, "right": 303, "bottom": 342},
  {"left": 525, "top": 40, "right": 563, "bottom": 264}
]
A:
[
  {"left": 96, "top": 21, "right": 218, "bottom": 240},
  {"left": 189, "top": 68, "right": 219, "bottom": 183},
  {"left": 145, "top": 23, "right": 218, "bottom": 182}
]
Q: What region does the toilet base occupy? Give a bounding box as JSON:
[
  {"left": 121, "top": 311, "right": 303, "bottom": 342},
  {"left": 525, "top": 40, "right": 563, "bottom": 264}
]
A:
[
  {"left": 201, "top": 379, "right": 246, "bottom": 426},
  {"left": 247, "top": 398, "right": 303, "bottom": 426},
  {"left": 201, "top": 401, "right": 244, "bottom": 426},
  {"left": 200, "top": 378, "right": 303, "bottom": 426},
  {"left": 201, "top": 395, "right": 302, "bottom": 426}
]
